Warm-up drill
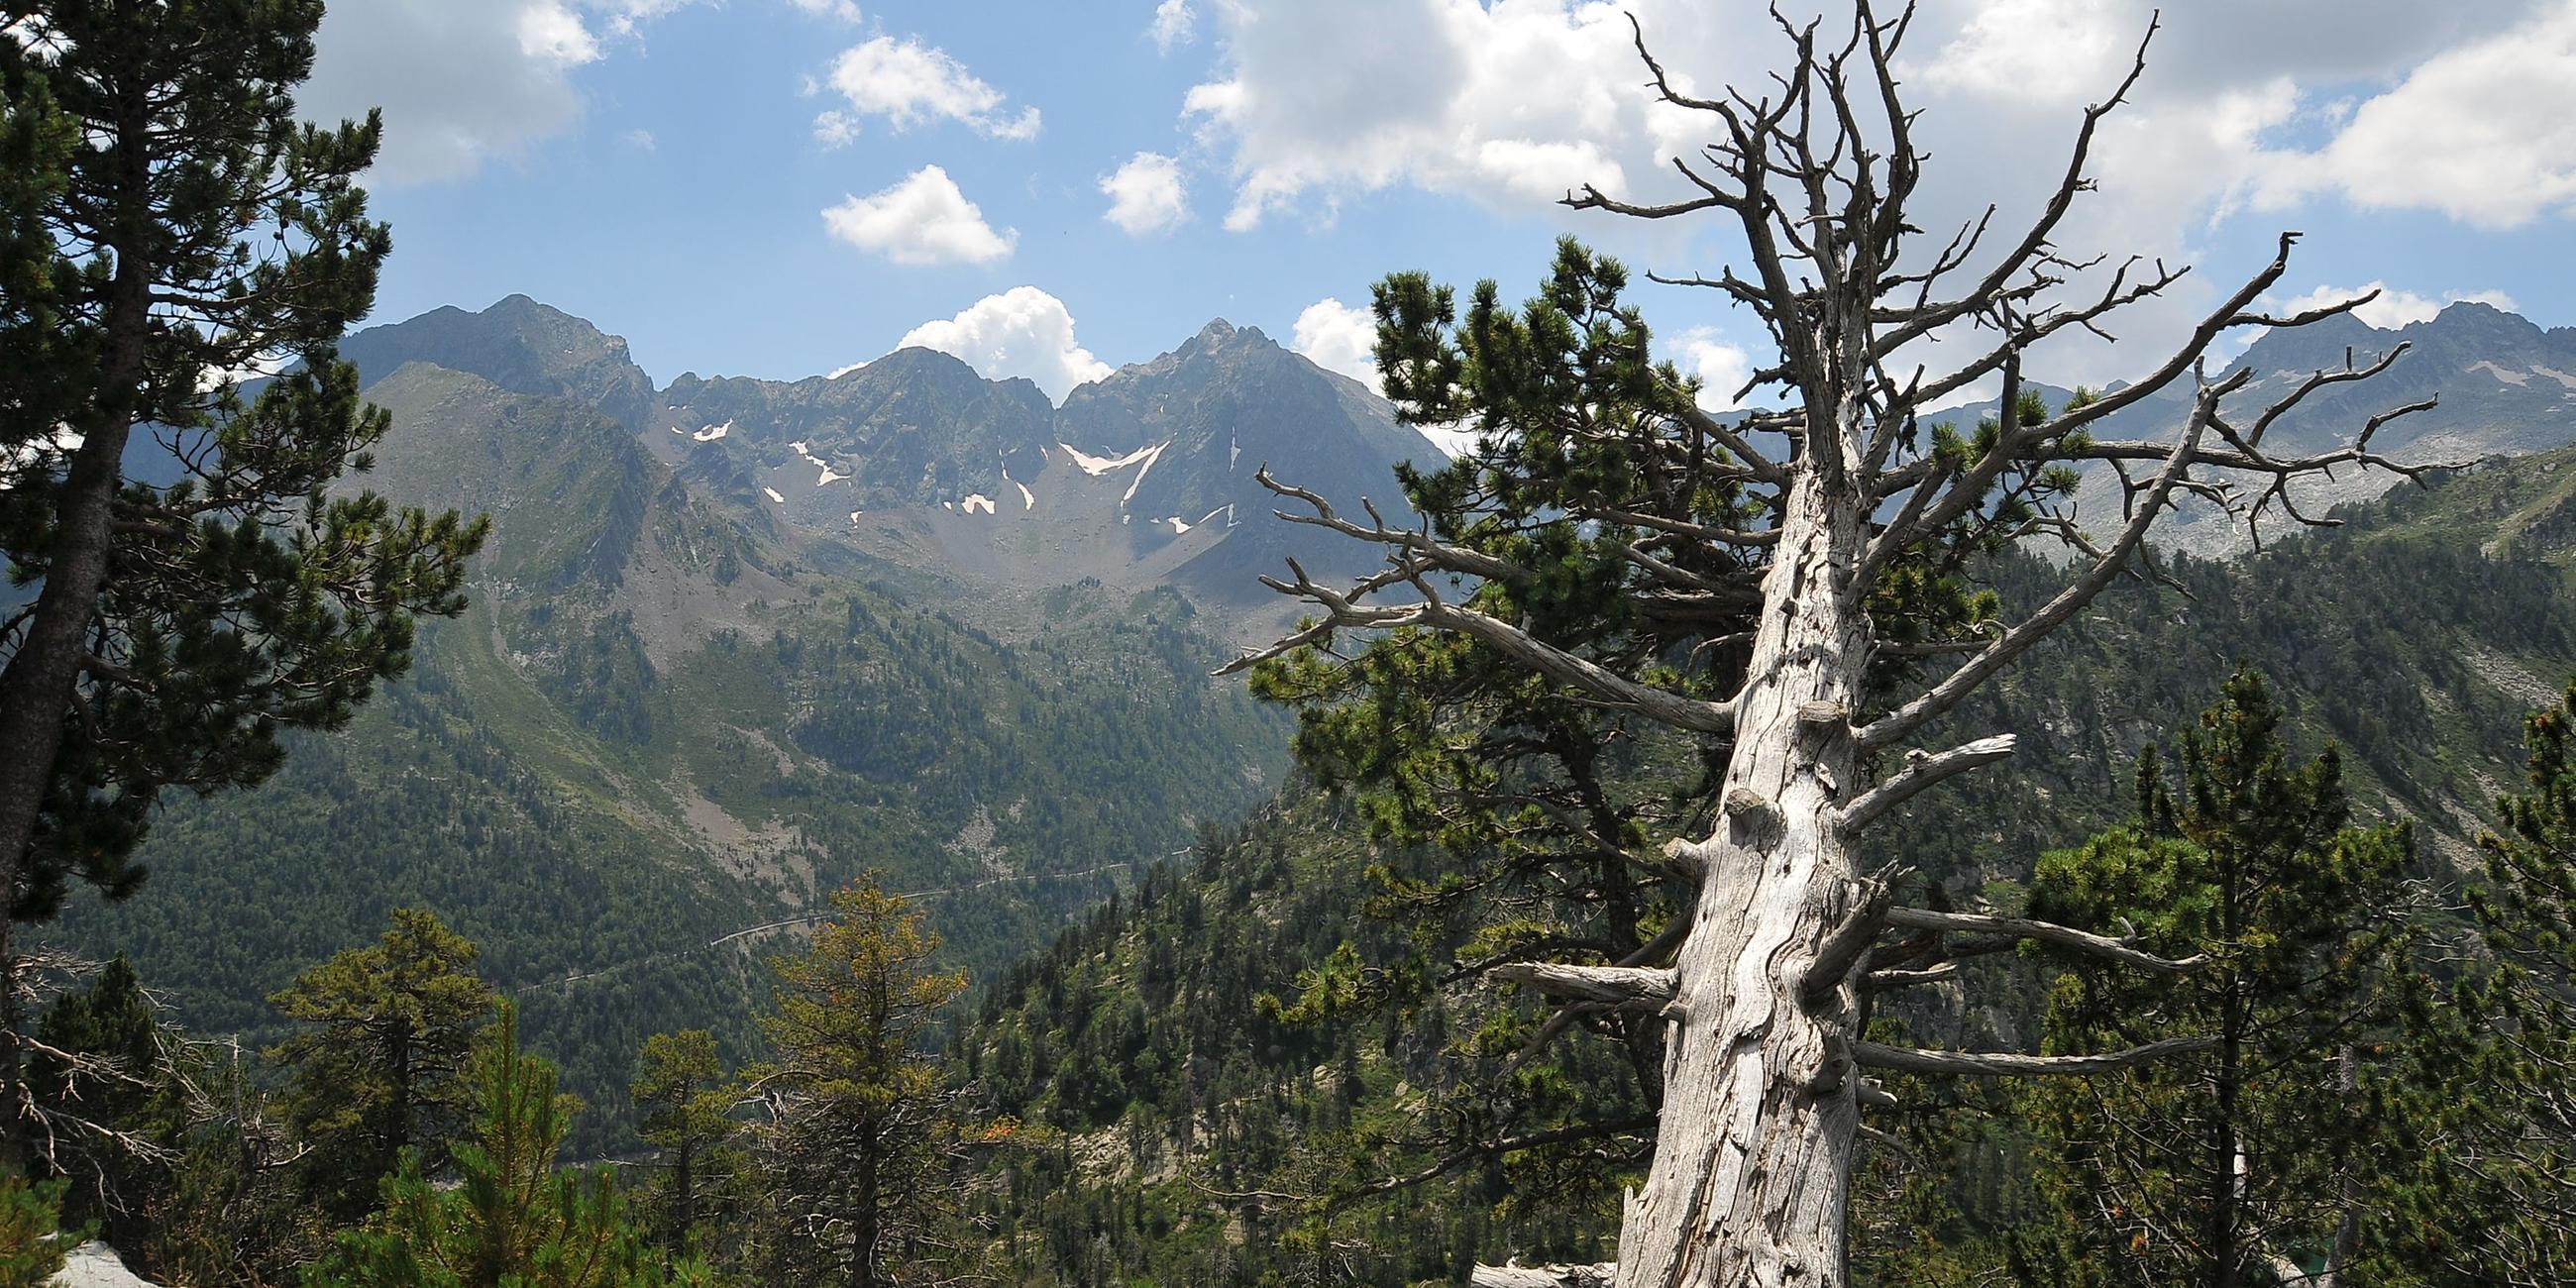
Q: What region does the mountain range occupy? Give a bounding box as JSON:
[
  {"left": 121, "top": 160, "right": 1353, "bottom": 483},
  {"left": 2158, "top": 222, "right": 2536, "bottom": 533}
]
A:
[
  {"left": 40, "top": 291, "right": 2576, "bottom": 1156},
  {"left": 344, "top": 296, "right": 1444, "bottom": 635}
]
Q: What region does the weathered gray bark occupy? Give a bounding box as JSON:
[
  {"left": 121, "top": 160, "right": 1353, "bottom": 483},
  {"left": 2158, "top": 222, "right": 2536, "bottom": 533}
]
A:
[{"left": 1614, "top": 455, "right": 1874, "bottom": 1285}]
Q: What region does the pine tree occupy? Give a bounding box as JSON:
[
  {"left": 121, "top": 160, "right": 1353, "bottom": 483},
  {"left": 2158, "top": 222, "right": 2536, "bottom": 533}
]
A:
[
  {"left": 307, "top": 1003, "right": 707, "bottom": 1288},
  {"left": 630, "top": 1030, "right": 735, "bottom": 1254},
  {"left": 268, "top": 910, "right": 496, "bottom": 1221},
  {"left": 0, "top": 0, "right": 485, "bottom": 1156},
  {"left": 2405, "top": 680, "right": 2576, "bottom": 1286},
  {"left": 745, "top": 879, "right": 970, "bottom": 1288},
  {"left": 2014, "top": 672, "right": 2421, "bottom": 1286},
  {"left": 0, "top": 1174, "right": 65, "bottom": 1288}
]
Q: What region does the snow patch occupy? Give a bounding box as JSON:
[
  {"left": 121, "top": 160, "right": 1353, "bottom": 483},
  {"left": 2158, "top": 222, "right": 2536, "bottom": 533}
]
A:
[
  {"left": 2471, "top": 360, "right": 2531, "bottom": 386},
  {"left": 1057, "top": 441, "right": 1164, "bottom": 477},
  {"left": 817, "top": 467, "right": 849, "bottom": 485},
  {"left": 1015, "top": 481, "right": 1035, "bottom": 508},
  {"left": 961, "top": 493, "right": 997, "bottom": 515},
  {"left": 849, "top": 510, "right": 864, "bottom": 523},
  {"left": 692, "top": 421, "right": 733, "bottom": 442},
  {"left": 2531, "top": 365, "right": 2576, "bottom": 389},
  {"left": 1163, "top": 515, "right": 1191, "bottom": 534},
  {"left": 1121, "top": 442, "right": 1167, "bottom": 504},
  {"left": 762, "top": 486, "right": 786, "bottom": 503}
]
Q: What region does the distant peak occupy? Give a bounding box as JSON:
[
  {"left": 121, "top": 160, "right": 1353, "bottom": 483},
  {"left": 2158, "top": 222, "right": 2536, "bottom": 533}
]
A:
[{"left": 1195, "top": 318, "right": 1236, "bottom": 342}]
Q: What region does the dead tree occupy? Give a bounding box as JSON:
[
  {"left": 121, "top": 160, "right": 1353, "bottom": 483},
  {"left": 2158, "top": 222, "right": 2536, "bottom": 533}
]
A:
[{"left": 1223, "top": 6, "right": 2436, "bottom": 1285}]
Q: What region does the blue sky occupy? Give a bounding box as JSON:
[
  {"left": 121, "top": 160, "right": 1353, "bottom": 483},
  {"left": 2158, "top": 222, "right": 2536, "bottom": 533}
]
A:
[{"left": 303, "top": 1, "right": 2576, "bottom": 406}]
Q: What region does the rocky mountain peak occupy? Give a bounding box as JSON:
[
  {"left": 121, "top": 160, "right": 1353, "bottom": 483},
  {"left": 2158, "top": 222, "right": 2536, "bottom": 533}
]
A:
[{"left": 344, "top": 295, "right": 657, "bottom": 432}]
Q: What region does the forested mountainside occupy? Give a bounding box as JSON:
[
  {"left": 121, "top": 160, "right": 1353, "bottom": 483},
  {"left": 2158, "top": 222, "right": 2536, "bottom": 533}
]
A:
[
  {"left": 959, "top": 447, "right": 2576, "bottom": 1285},
  {"left": 36, "top": 314, "right": 1347, "bottom": 1149}
]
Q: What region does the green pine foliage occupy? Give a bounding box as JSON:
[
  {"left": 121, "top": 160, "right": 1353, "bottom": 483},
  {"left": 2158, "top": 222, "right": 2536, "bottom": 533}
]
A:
[
  {"left": 269, "top": 910, "right": 499, "bottom": 1222},
  {"left": 628, "top": 1031, "right": 736, "bottom": 1255},
  {"left": 0, "top": 1174, "right": 66, "bottom": 1288},
  {"left": 736, "top": 879, "right": 973, "bottom": 1287},
  {"left": 306, "top": 1004, "right": 709, "bottom": 1288},
  {"left": 0, "top": 0, "right": 484, "bottom": 914},
  {"left": 2407, "top": 680, "right": 2576, "bottom": 1284},
  {"left": 2010, "top": 672, "right": 2425, "bottom": 1286}
]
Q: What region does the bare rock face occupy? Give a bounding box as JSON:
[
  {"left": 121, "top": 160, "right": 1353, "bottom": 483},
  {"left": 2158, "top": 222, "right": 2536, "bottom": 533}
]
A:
[{"left": 52, "top": 1242, "right": 158, "bottom": 1288}]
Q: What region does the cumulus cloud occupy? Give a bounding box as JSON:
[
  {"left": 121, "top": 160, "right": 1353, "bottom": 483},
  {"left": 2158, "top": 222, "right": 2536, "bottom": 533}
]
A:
[
  {"left": 821, "top": 165, "right": 1017, "bottom": 266},
  {"left": 1150, "top": 0, "right": 1195, "bottom": 53},
  {"left": 305, "top": 0, "right": 714, "bottom": 185},
  {"left": 2249, "top": 2, "right": 2576, "bottom": 229},
  {"left": 2271, "top": 281, "right": 2524, "bottom": 330},
  {"left": 1101, "top": 153, "right": 1190, "bottom": 236},
  {"left": 812, "top": 111, "right": 862, "bottom": 148},
  {"left": 1179, "top": 0, "right": 2561, "bottom": 385},
  {"left": 813, "top": 35, "right": 1040, "bottom": 145},
  {"left": 1182, "top": 0, "right": 1688, "bottom": 230},
  {"left": 303, "top": 0, "right": 585, "bottom": 184},
  {"left": 898, "top": 287, "right": 1112, "bottom": 401},
  {"left": 1291, "top": 298, "right": 1379, "bottom": 390},
  {"left": 517, "top": 2, "right": 600, "bottom": 63},
  {"left": 1670, "top": 327, "right": 1753, "bottom": 412}
]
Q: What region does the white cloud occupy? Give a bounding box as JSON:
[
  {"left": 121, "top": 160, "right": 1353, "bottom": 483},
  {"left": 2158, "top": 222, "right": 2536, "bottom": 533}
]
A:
[
  {"left": 788, "top": 0, "right": 864, "bottom": 20},
  {"left": 2249, "top": 2, "right": 2576, "bottom": 229},
  {"left": 2270, "top": 281, "right": 2525, "bottom": 330},
  {"left": 1291, "top": 297, "right": 1379, "bottom": 390},
  {"left": 1179, "top": 0, "right": 2559, "bottom": 387},
  {"left": 517, "top": 1, "right": 600, "bottom": 64},
  {"left": 1918, "top": 0, "right": 2131, "bottom": 103},
  {"left": 1183, "top": 0, "right": 1671, "bottom": 230},
  {"left": 1670, "top": 327, "right": 1753, "bottom": 412},
  {"left": 620, "top": 128, "right": 656, "bottom": 152},
  {"left": 812, "top": 110, "right": 861, "bottom": 149},
  {"left": 1101, "top": 153, "right": 1190, "bottom": 236},
  {"left": 305, "top": 0, "right": 587, "bottom": 184},
  {"left": 821, "top": 165, "right": 1017, "bottom": 266},
  {"left": 305, "top": 0, "right": 707, "bottom": 185},
  {"left": 1150, "top": 0, "right": 1195, "bottom": 52},
  {"left": 815, "top": 36, "right": 1040, "bottom": 143},
  {"left": 2449, "top": 288, "right": 2524, "bottom": 313},
  {"left": 898, "top": 287, "right": 1112, "bottom": 401}
]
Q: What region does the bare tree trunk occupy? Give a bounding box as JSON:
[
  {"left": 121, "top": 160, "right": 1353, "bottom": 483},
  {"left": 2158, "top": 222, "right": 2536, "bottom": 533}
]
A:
[{"left": 1616, "top": 462, "right": 1874, "bottom": 1287}]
